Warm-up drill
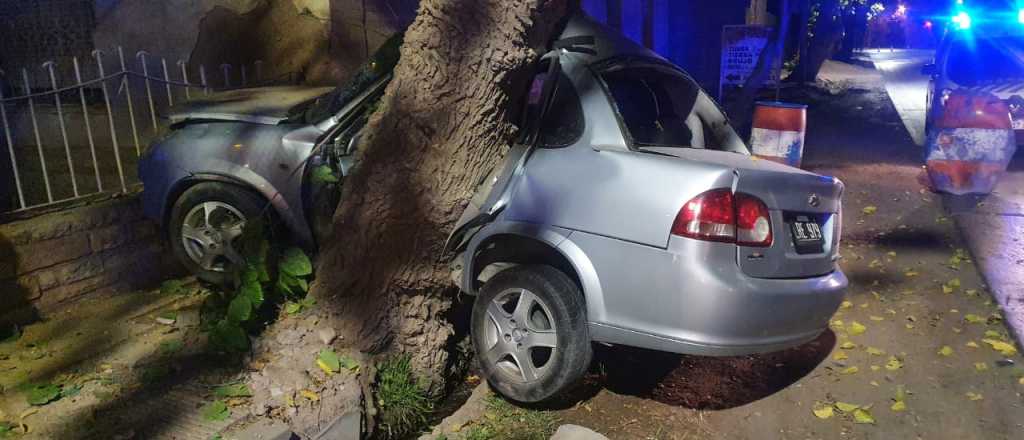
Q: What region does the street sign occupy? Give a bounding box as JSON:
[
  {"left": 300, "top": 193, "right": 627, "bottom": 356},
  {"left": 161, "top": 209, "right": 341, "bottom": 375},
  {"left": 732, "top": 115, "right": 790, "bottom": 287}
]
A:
[{"left": 720, "top": 25, "right": 780, "bottom": 98}]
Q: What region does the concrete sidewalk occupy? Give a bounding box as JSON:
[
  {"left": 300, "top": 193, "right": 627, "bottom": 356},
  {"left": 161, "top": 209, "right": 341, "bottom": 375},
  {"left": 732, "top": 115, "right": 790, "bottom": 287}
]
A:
[
  {"left": 945, "top": 170, "right": 1024, "bottom": 343},
  {"left": 864, "top": 49, "right": 934, "bottom": 147}
]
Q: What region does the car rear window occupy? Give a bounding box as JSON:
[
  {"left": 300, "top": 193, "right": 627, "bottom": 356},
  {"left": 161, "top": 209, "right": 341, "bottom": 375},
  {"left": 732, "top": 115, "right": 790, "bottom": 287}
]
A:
[
  {"left": 600, "top": 64, "right": 721, "bottom": 150},
  {"left": 947, "top": 36, "right": 1024, "bottom": 86}
]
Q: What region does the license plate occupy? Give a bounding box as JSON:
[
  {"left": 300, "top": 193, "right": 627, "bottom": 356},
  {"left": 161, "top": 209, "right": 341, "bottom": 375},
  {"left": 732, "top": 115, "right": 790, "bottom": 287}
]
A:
[{"left": 791, "top": 215, "right": 824, "bottom": 254}]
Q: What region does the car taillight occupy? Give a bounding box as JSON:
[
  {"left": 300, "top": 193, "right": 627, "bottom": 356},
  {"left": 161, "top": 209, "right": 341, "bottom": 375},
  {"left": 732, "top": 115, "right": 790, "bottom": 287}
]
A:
[
  {"left": 671, "top": 189, "right": 736, "bottom": 242},
  {"left": 735, "top": 194, "right": 772, "bottom": 246},
  {"left": 671, "top": 189, "right": 773, "bottom": 247}
]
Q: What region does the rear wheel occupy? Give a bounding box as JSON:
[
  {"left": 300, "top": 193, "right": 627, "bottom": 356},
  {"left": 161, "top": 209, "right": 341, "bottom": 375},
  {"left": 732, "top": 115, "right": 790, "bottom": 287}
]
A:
[
  {"left": 471, "top": 265, "right": 592, "bottom": 403},
  {"left": 168, "top": 182, "right": 265, "bottom": 285}
]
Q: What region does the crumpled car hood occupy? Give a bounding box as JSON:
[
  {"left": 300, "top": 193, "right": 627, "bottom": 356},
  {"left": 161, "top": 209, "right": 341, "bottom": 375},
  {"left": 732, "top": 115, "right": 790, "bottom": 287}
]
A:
[{"left": 167, "top": 86, "right": 333, "bottom": 125}]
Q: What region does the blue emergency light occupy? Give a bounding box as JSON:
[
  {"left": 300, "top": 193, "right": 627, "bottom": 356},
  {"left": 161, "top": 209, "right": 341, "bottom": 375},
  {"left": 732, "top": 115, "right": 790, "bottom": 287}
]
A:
[{"left": 954, "top": 10, "right": 973, "bottom": 29}]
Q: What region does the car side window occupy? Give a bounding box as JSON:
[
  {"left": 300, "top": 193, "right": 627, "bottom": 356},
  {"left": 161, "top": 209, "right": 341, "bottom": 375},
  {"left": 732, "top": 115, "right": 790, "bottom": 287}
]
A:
[{"left": 537, "top": 72, "right": 584, "bottom": 148}]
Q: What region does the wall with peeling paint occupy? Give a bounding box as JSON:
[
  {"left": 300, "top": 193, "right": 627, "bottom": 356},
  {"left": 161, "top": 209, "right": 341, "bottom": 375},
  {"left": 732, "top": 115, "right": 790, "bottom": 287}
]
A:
[{"left": 93, "top": 0, "right": 416, "bottom": 86}]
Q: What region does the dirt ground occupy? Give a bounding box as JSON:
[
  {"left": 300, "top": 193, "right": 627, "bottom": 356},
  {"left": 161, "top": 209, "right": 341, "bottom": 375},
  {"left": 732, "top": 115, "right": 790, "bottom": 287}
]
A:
[
  {"left": 0, "top": 283, "right": 252, "bottom": 439},
  {"left": 537, "top": 74, "right": 1024, "bottom": 439}
]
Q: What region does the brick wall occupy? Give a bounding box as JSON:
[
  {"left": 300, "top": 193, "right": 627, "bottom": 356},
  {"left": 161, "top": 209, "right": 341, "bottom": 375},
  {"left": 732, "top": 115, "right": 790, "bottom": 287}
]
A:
[{"left": 0, "top": 193, "right": 182, "bottom": 326}]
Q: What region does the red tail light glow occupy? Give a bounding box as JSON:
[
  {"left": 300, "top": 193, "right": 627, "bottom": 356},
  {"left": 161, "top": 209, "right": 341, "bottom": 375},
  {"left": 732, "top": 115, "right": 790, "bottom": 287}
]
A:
[{"left": 672, "top": 189, "right": 773, "bottom": 247}]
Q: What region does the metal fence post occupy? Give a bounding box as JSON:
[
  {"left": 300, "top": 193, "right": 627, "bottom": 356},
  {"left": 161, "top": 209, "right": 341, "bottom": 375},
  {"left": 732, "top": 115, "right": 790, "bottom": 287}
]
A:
[
  {"left": 43, "top": 61, "right": 78, "bottom": 198},
  {"left": 74, "top": 56, "right": 102, "bottom": 192},
  {"left": 116, "top": 47, "right": 142, "bottom": 156},
  {"left": 220, "top": 64, "right": 231, "bottom": 89},
  {"left": 200, "top": 65, "right": 209, "bottom": 95},
  {"left": 22, "top": 69, "right": 53, "bottom": 203},
  {"left": 177, "top": 60, "right": 190, "bottom": 101},
  {"left": 136, "top": 51, "right": 158, "bottom": 132},
  {"left": 94, "top": 49, "right": 127, "bottom": 192},
  {"left": 161, "top": 58, "right": 174, "bottom": 106},
  {"left": 0, "top": 79, "right": 27, "bottom": 209}
]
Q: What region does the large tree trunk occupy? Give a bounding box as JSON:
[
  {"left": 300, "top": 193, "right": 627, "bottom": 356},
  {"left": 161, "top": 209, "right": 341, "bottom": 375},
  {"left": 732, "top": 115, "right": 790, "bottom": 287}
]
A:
[
  {"left": 788, "top": 0, "right": 843, "bottom": 83},
  {"left": 312, "top": 0, "right": 570, "bottom": 387}
]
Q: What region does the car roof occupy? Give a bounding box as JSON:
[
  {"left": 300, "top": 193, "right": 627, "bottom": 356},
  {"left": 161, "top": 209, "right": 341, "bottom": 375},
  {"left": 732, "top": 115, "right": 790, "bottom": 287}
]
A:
[{"left": 555, "top": 14, "right": 668, "bottom": 66}]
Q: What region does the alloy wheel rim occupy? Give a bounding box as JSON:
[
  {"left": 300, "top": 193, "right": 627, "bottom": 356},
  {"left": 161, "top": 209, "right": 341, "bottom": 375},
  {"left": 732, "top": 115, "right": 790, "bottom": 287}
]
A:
[
  {"left": 181, "top": 201, "right": 246, "bottom": 272},
  {"left": 482, "top": 288, "right": 558, "bottom": 383}
]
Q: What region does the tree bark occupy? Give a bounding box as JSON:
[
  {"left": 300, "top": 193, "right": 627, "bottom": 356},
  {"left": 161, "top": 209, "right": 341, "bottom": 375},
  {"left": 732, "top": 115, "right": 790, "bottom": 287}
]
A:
[
  {"left": 312, "top": 0, "right": 570, "bottom": 388},
  {"left": 788, "top": 0, "right": 843, "bottom": 83}
]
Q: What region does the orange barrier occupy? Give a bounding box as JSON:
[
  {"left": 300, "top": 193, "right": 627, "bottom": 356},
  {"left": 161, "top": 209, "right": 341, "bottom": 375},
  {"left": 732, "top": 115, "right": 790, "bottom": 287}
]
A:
[{"left": 749, "top": 101, "right": 807, "bottom": 167}]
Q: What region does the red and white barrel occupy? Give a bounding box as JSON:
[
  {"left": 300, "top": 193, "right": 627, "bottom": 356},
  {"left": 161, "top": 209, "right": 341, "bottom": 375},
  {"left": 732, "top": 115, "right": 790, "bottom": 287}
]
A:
[
  {"left": 926, "top": 90, "right": 1017, "bottom": 195},
  {"left": 749, "top": 101, "right": 808, "bottom": 168}
]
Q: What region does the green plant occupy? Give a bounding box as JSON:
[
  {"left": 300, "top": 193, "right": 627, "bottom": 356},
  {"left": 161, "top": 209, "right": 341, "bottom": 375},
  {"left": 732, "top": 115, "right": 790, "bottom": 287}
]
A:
[
  {"left": 375, "top": 356, "right": 433, "bottom": 438},
  {"left": 201, "top": 400, "right": 231, "bottom": 422},
  {"left": 460, "top": 396, "right": 559, "bottom": 440},
  {"left": 205, "top": 221, "right": 315, "bottom": 352},
  {"left": 25, "top": 383, "right": 61, "bottom": 406}
]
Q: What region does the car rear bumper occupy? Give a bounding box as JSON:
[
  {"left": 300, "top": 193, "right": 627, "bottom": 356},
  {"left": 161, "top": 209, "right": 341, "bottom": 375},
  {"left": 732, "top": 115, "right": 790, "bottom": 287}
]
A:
[{"left": 566, "top": 231, "right": 847, "bottom": 356}]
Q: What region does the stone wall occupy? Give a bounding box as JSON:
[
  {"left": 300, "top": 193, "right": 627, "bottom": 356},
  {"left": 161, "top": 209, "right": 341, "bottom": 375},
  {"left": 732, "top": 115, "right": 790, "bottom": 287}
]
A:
[{"left": 0, "top": 193, "right": 182, "bottom": 328}]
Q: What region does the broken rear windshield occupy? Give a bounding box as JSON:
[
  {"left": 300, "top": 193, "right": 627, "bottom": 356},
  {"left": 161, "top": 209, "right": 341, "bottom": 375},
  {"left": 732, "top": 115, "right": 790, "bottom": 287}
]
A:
[
  {"left": 599, "top": 63, "right": 724, "bottom": 150},
  {"left": 947, "top": 36, "right": 1024, "bottom": 86}
]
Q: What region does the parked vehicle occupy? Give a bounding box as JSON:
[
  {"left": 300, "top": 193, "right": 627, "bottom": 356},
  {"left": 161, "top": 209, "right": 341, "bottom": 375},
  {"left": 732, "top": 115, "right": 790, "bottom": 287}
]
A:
[
  {"left": 140, "top": 16, "right": 847, "bottom": 403},
  {"left": 924, "top": 14, "right": 1024, "bottom": 143}
]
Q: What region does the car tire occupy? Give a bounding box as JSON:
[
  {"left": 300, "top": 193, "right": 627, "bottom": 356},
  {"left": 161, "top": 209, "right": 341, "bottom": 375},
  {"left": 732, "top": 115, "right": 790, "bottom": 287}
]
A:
[
  {"left": 168, "top": 182, "right": 266, "bottom": 286},
  {"left": 471, "top": 265, "right": 592, "bottom": 403}
]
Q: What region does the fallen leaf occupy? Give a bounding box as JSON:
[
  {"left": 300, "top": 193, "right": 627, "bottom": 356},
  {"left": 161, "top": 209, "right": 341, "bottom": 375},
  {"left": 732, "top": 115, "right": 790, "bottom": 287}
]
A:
[
  {"left": 870, "top": 365, "right": 881, "bottom": 371},
  {"left": 201, "top": 400, "right": 230, "bottom": 422},
  {"left": 870, "top": 380, "right": 880, "bottom": 386},
  {"left": 938, "top": 346, "right": 954, "bottom": 356},
  {"left": 839, "top": 341, "right": 857, "bottom": 349},
  {"left": 833, "top": 351, "right": 849, "bottom": 361},
  {"left": 964, "top": 314, "right": 986, "bottom": 324},
  {"left": 869, "top": 259, "right": 883, "bottom": 268},
  {"left": 974, "top": 362, "right": 989, "bottom": 372},
  {"left": 965, "top": 289, "right": 978, "bottom": 296},
  {"left": 853, "top": 408, "right": 876, "bottom": 424},
  {"left": 966, "top": 341, "right": 980, "bottom": 348},
  {"left": 835, "top": 402, "right": 860, "bottom": 412},
  {"left": 813, "top": 405, "right": 834, "bottom": 419},
  {"left": 862, "top": 206, "right": 878, "bottom": 215},
  {"left": 904, "top": 270, "right": 919, "bottom": 277},
  {"left": 1019, "top": 377, "right": 1024, "bottom": 385},
  {"left": 300, "top": 390, "right": 320, "bottom": 401},
  {"left": 885, "top": 356, "right": 903, "bottom": 371},
  {"left": 849, "top": 321, "right": 867, "bottom": 335},
  {"left": 981, "top": 339, "right": 1018, "bottom": 356},
  {"left": 966, "top": 392, "right": 983, "bottom": 401},
  {"left": 841, "top": 301, "right": 853, "bottom": 309},
  {"left": 214, "top": 384, "right": 252, "bottom": 398},
  {"left": 891, "top": 400, "right": 907, "bottom": 412},
  {"left": 840, "top": 366, "right": 860, "bottom": 375},
  {"left": 866, "top": 347, "right": 885, "bottom": 356},
  {"left": 887, "top": 251, "right": 897, "bottom": 257},
  {"left": 869, "top": 315, "right": 885, "bottom": 321},
  {"left": 831, "top": 319, "right": 844, "bottom": 329},
  {"left": 952, "top": 327, "right": 963, "bottom": 334},
  {"left": 942, "top": 285, "right": 954, "bottom": 294},
  {"left": 317, "top": 349, "right": 341, "bottom": 374},
  {"left": 984, "top": 330, "right": 1003, "bottom": 339}
]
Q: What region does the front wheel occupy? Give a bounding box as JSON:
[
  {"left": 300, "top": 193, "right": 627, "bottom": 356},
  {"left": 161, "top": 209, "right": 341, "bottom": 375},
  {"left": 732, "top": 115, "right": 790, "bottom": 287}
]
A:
[
  {"left": 168, "top": 182, "right": 265, "bottom": 285},
  {"left": 471, "top": 265, "right": 592, "bottom": 403}
]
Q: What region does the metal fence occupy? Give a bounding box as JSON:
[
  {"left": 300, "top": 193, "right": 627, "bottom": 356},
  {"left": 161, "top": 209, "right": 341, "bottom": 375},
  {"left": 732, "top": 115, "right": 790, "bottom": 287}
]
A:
[{"left": 0, "top": 47, "right": 280, "bottom": 214}]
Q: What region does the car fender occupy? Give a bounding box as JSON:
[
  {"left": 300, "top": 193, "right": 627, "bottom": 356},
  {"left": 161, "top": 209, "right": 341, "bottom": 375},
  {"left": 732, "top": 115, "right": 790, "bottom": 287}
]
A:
[
  {"left": 165, "top": 163, "right": 312, "bottom": 246},
  {"left": 461, "top": 221, "right": 606, "bottom": 323}
]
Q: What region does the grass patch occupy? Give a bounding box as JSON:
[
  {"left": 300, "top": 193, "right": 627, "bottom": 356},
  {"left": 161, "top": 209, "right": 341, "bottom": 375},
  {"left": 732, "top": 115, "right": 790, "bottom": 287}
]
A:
[
  {"left": 375, "top": 356, "right": 433, "bottom": 439},
  {"left": 461, "top": 395, "right": 559, "bottom": 440}
]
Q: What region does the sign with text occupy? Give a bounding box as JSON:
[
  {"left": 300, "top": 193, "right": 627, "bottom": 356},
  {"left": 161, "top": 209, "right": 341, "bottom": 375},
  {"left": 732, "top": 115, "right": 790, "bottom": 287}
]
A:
[{"left": 720, "top": 25, "right": 779, "bottom": 90}]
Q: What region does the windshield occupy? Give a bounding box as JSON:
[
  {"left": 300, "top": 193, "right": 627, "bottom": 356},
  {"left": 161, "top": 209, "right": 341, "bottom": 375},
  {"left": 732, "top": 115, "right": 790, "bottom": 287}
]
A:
[
  {"left": 288, "top": 33, "right": 403, "bottom": 124},
  {"left": 599, "top": 63, "right": 727, "bottom": 150},
  {"left": 946, "top": 36, "right": 1024, "bottom": 86}
]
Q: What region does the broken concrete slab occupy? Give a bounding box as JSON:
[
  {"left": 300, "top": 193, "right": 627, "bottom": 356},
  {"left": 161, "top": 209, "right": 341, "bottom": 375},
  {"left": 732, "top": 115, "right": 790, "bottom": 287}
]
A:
[{"left": 550, "top": 424, "right": 610, "bottom": 440}]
